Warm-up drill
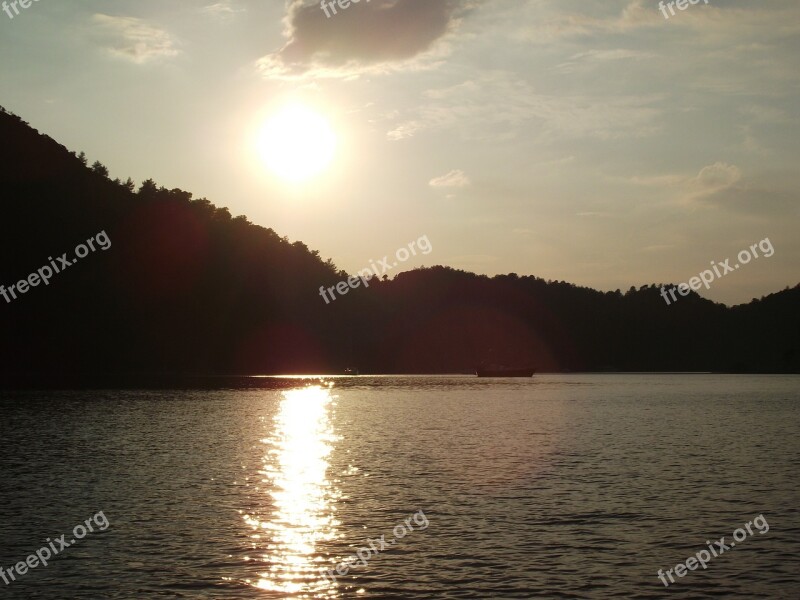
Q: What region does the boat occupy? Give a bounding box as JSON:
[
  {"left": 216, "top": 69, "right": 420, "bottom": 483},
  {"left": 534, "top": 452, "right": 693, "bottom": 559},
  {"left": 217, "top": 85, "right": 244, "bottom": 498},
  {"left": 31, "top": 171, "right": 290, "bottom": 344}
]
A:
[
  {"left": 343, "top": 367, "right": 359, "bottom": 375},
  {"left": 475, "top": 366, "right": 535, "bottom": 377}
]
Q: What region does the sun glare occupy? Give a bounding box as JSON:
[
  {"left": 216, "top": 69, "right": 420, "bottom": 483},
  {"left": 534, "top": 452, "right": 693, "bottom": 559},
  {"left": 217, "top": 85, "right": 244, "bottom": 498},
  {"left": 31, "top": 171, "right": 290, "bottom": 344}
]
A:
[{"left": 256, "top": 105, "right": 337, "bottom": 183}]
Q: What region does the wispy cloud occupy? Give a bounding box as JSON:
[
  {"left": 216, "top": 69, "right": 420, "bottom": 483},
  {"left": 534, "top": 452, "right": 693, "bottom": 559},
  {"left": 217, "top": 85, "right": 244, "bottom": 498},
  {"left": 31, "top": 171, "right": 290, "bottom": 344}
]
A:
[
  {"left": 612, "top": 162, "right": 742, "bottom": 200},
  {"left": 554, "top": 48, "right": 653, "bottom": 73},
  {"left": 387, "top": 121, "right": 423, "bottom": 141},
  {"left": 385, "top": 73, "right": 662, "bottom": 141},
  {"left": 430, "top": 169, "right": 470, "bottom": 188},
  {"left": 512, "top": 0, "right": 800, "bottom": 45},
  {"left": 570, "top": 49, "right": 651, "bottom": 61},
  {"left": 91, "top": 14, "right": 179, "bottom": 64},
  {"left": 202, "top": 1, "right": 245, "bottom": 18},
  {"left": 512, "top": 0, "right": 658, "bottom": 43}
]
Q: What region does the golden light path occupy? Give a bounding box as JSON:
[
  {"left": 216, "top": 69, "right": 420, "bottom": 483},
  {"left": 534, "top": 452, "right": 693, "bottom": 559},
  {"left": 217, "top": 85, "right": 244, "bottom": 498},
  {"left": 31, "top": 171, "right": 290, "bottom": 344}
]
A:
[{"left": 245, "top": 385, "right": 342, "bottom": 597}]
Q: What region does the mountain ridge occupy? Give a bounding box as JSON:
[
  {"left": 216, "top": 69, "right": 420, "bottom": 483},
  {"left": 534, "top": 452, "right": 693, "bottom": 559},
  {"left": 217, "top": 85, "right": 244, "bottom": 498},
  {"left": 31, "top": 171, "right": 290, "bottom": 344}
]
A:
[{"left": 1, "top": 106, "right": 798, "bottom": 381}]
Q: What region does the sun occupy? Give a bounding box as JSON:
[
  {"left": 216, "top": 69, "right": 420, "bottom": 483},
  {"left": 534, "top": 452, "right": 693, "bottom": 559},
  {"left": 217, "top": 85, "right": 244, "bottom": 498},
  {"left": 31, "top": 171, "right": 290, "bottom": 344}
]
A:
[{"left": 256, "top": 105, "right": 337, "bottom": 183}]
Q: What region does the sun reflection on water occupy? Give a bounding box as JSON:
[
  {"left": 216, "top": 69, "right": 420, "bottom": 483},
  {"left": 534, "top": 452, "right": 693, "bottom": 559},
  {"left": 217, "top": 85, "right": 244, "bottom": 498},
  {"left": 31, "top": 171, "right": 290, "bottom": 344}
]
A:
[{"left": 244, "top": 385, "right": 341, "bottom": 597}]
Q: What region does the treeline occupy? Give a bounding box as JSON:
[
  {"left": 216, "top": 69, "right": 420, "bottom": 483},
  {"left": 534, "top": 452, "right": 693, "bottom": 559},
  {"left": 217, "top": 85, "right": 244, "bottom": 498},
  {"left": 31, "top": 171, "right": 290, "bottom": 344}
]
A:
[{"left": 0, "top": 106, "right": 798, "bottom": 383}]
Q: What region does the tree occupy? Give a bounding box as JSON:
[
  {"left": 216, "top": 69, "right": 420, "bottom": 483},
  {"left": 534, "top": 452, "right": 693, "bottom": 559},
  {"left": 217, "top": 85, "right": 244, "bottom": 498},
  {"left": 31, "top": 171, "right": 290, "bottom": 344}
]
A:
[
  {"left": 91, "top": 161, "right": 109, "bottom": 178},
  {"left": 138, "top": 179, "right": 158, "bottom": 197}
]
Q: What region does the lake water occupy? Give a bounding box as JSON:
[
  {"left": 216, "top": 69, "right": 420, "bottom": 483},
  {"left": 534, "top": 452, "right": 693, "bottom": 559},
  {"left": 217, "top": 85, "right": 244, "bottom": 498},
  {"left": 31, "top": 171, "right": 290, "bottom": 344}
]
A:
[{"left": 1, "top": 375, "right": 798, "bottom": 599}]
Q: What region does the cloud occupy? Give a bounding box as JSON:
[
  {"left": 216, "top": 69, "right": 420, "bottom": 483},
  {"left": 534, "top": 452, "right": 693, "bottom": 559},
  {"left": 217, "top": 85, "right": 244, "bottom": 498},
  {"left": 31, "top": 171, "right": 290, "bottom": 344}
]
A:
[
  {"left": 202, "top": 1, "right": 245, "bottom": 18},
  {"left": 429, "top": 169, "right": 470, "bottom": 188},
  {"left": 554, "top": 48, "right": 653, "bottom": 73},
  {"left": 91, "top": 14, "right": 179, "bottom": 64},
  {"left": 385, "top": 72, "right": 662, "bottom": 141},
  {"left": 257, "top": 0, "right": 467, "bottom": 79},
  {"left": 691, "top": 162, "right": 742, "bottom": 195},
  {"left": 615, "top": 162, "right": 743, "bottom": 202},
  {"left": 513, "top": 0, "right": 800, "bottom": 44},
  {"left": 680, "top": 167, "right": 800, "bottom": 217},
  {"left": 513, "top": 0, "right": 658, "bottom": 43},
  {"left": 387, "top": 120, "right": 424, "bottom": 141},
  {"left": 569, "top": 49, "right": 651, "bottom": 61}
]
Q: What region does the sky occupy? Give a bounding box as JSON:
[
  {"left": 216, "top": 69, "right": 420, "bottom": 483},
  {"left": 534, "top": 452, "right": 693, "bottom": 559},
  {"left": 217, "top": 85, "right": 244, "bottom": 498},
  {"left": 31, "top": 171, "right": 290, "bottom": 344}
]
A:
[{"left": 1, "top": 0, "right": 799, "bottom": 305}]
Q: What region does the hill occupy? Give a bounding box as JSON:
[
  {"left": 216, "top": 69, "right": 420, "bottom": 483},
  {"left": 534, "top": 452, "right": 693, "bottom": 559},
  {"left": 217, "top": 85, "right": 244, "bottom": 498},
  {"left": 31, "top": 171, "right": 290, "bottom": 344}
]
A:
[{"left": 1, "top": 106, "right": 798, "bottom": 384}]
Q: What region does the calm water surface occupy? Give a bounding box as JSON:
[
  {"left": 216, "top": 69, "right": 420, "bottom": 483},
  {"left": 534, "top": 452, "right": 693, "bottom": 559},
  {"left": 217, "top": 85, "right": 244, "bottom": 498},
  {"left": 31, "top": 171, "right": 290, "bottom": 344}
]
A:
[{"left": 1, "top": 375, "right": 798, "bottom": 598}]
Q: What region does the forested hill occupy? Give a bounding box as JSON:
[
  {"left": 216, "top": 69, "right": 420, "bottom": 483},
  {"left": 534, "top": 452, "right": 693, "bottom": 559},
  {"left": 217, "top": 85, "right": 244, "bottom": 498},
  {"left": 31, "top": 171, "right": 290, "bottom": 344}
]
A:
[{"left": 1, "top": 106, "right": 798, "bottom": 383}]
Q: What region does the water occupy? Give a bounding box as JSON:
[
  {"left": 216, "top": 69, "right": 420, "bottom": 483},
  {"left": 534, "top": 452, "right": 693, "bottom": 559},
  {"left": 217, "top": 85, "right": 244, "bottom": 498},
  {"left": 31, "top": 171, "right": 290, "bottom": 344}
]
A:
[{"left": 0, "top": 375, "right": 798, "bottom": 598}]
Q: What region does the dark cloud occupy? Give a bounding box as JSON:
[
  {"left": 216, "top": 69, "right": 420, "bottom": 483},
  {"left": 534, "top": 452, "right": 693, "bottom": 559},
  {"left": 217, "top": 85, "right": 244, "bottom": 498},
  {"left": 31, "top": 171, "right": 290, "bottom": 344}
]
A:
[{"left": 259, "top": 0, "right": 465, "bottom": 78}]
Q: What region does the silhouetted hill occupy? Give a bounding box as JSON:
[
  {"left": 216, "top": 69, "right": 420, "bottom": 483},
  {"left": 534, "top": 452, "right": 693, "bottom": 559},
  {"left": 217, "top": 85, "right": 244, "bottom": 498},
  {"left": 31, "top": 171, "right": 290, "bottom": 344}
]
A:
[{"left": 1, "top": 106, "right": 798, "bottom": 384}]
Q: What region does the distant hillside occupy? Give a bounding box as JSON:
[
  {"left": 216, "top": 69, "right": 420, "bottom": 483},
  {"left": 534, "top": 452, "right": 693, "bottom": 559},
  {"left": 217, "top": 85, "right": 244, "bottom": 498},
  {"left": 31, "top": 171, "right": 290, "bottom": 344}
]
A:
[{"left": 1, "top": 106, "right": 798, "bottom": 383}]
